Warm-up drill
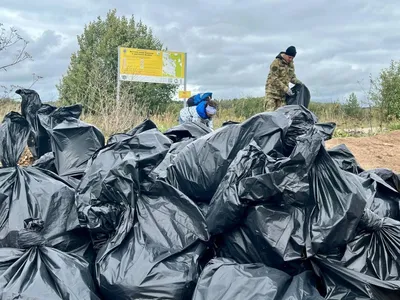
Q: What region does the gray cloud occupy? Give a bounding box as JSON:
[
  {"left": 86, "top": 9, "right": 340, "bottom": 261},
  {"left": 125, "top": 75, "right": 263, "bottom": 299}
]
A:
[{"left": 0, "top": 0, "right": 400, "bottom": 103}]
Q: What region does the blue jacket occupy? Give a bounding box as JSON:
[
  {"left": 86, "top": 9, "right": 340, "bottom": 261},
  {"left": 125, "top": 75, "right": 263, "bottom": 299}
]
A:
[
  {"left": 196, "top": 101, "right": 209, "bottom": 119},
  {"left": 192, "top": 92, "right": 212, "bottom": 105}
]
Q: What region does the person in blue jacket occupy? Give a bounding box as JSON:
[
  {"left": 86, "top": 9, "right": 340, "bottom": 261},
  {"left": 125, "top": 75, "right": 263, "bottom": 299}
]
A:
[
  {"left": 186, "top": 92, "right": 213, "bottom": 107},
  {"left": 179, "top": 99, "right": 217, "bottom": 130}
]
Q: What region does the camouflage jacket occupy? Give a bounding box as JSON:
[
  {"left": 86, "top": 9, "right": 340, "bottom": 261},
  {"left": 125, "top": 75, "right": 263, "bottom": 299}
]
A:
[{"left": 265, "top": 52, "right": 301, "bottom": 98}]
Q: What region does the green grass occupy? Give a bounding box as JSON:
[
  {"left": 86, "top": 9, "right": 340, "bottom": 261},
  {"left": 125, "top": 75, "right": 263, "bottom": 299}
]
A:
[{"left": 388, "top": 122, "right": 400, "bottom": 131}]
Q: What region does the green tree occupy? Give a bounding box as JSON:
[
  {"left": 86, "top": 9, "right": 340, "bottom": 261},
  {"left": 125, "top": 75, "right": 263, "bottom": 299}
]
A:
[
  {"left": 370, "top": 60, "right": 400, "bottom": 121},
  {"left": 343, "top": 92, "right": 362, "bottom": 119},
  {"left": 57, "top": 9, "right": 177, "bottom": 114}
]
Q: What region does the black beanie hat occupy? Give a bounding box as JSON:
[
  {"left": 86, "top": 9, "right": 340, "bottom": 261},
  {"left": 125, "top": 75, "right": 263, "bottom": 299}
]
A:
[{"left": 285, "top": 46, "right": 297, "bottom": 57}]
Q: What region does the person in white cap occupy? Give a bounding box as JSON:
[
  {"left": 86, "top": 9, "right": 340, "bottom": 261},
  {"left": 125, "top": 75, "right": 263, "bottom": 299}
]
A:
[{"left": 179, "top": 99, "right": 218, "bottom": 130}]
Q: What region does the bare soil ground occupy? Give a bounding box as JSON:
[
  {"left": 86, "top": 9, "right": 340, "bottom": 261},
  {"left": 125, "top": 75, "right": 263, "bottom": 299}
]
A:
[{"left": 326, "top": 130, "right": 400, "bottom": 173}]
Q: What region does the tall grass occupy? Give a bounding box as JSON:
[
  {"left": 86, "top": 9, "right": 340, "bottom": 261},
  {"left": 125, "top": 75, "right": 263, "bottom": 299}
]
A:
[
  {"left": 0, "top": 99, "right": 20, "bottom": 116},
  {"left": 0, "top": 95, "right": 393, "bottom": 139}
]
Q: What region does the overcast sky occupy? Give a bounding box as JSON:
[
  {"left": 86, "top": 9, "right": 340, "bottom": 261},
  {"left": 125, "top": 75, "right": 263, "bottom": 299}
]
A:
[{"left": 0, "top": 0, "right": 399, "bottom": 103}]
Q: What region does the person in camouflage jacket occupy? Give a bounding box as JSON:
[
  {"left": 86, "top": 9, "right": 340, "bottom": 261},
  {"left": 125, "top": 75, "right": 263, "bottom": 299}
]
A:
[{"left": 264, "top": 46, "right": 302, "bottom": 111}]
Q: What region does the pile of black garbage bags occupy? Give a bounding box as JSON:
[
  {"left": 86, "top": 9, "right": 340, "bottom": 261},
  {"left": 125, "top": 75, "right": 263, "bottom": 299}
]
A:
[{"left": 0, "top": 88, "right": 399, "bottom": 299}]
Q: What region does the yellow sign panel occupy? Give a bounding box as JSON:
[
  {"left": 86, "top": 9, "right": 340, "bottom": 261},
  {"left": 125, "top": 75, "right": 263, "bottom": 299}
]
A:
[
  {"left": 118, "top": 47, "right": 186, "bottom": 85},
  {"left": 179, "top": 91, "right": 191, "bottom": 98}
]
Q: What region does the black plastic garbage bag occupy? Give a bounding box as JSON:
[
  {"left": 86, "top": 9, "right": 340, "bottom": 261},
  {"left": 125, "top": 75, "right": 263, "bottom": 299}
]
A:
[
  {"left": 152, "top": 122, "right": 212, "bottom": 179},
  {"left": 307, "top": 146, "right": 371, "bottom": 256},
  {"left": 312, "top": 255, "right": 400, "bottom": 299},
  {"left": 217, "top": 226, "right": 266, "bottom": 265},
  {"left": 33, "top": 151, "right": 85, "bottom": 189},
  {"left": 218, "top": 127, "right": 368, "bottom": 265},
  {"left": 236, "top": 126, "right": 326, "bottom": 206},
  {"left": 207, "top": 123, "right": 326, "bottom": 236},
  {"left": 32, "top": 151, "right": 56, "bottom": 173},
  {"left": 286, "top": 83, "right": 311, "bottom": 108},
  {"left": 76, "top": 129, "right": 210, "bottom": 299},
  {"left": 26, "top": 103, "right": 82, "bottom": 163},
  {"left": 32, "top": 104, "right": 58, "bottom": 157},
  {"left": 164, "top": 121, "right": 212, "bottom": 143},
  {"left": 18, "top": 90, "right": 84, "bottom": 161},
  {"left": 213, "top": 189, "right": 310, "bottom": 275},
  {"left": 35, "top": 103, "right": 105, "bottom": 177},
  {"left": 360, "top": 168, "right": 400, "bottom": 193},
  {"left": 152, "top": 138, "right": 193, "bottom": 179},
  {"left": 314, "top": 122, "right": 337, "bottom": 141},
  {"left": 0, "top": 112, "right": 99, "bottom": 299},
  {"left": 216, "top": 219, "right": 309, "bottom": 277},
  {"left": 208, "top": 128, "right": 327, "bottom": 275},
  {"left": 0, "top": 245, "right": 99, "bottom": 300},
  {"left": 17, "top": 88, "right": 87, "bottom": 162},
  {"left": 356, "top": 171, "right": 400, "bottom": 220},
  {"left": 165, "top": 110, "right": 292, "bottom": 203},
  {"left": 37, "top": 103, "right": 81, "bottom": 131},
  {"left": 244, "top": 204, "right": 310, "bottom": 275},
  {"left": 17, "top": 89, "right": 42, "bottom": 132},
  {"left": 76, "top": 129, "right": 173, "bottom": 248},
  {"left": 61, "top": 175, "right": 83, "bottom": 189},
  {"left": 281, "top": 268, "right": 324, "bottom": 299},
  {"left": 214, "top": 187, "right": 310, "bottom": 276},
  {"left": 126, "top": 118, "right": 157, "bottom": 136},
  {"left": 16, "top": 89, "right": 42, "bottom": 151},
  {"left": 192, "top": 258, "right": 323, "bottom": 300},
  {"left": 327, "top": 144, "right": 364, "bottom": 174},
  {"left": 205, "top": 142, "right": 268, "bottom": 235},
  {"left": 341, "top": 209, "right": 400, "bottom": 282},
  {"left": 275, "top": 105, "right": 318, "bottom": 153},
  {"left": 48, "top": 117, "right": 105, "bottom": 177},
  {"left": 94, "top": 182, "right": 209, "bottom": 300},
  {"left": 0, "top": 112, "right": 31, "bottom": 166},
  {"left": 16, "top": 89, "right": 49, "bottom": 159},
  {"left": 107, "top": 119, "right": 158, "bottom": 144}
]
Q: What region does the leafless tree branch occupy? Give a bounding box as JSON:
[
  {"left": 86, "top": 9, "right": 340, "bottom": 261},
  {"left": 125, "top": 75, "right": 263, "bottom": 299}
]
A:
[
  {"left": 0, "top": 73, "right": 43, "bottom": 100},
  {"left": 0, "top": 23, "right": 33, "bottom": 71}
]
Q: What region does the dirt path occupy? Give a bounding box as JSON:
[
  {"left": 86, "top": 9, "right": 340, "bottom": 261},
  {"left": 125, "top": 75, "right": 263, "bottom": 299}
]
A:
[{"left": 325, "top": 130, "right": 400, "bottom": 173}]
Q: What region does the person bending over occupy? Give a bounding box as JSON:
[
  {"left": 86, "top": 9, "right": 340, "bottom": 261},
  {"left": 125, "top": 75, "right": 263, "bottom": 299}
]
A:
[{"left": 179, "top": 99, "right": 218, "bottom": 130}]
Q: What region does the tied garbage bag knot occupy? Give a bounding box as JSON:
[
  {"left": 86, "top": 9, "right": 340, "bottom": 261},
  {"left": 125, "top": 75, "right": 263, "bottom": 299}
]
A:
[
  {"left": 24, "top": 217, "right": 44, "bottom": 231},
  {"left": 17, "top": 218, "right": 46, "bottom": 249},
  {"left": 359, "top": 209, "right": 385, "bottom": 232}
]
